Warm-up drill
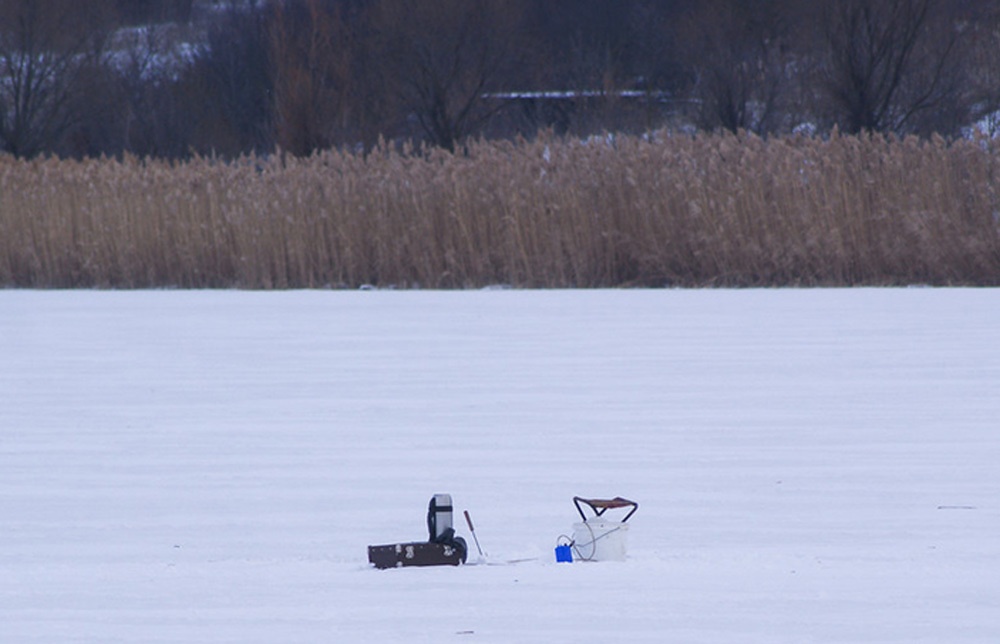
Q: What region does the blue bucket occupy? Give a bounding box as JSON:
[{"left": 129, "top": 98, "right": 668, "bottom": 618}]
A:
[{"left": 555, "top": 544, "right": 573, "bottom": 563}]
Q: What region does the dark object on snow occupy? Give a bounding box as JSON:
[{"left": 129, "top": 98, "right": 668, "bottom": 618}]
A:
[
  {"left": 368, "top": 493, "right": 468, "bottom": 569},
  {"left": 367, "top": 540, "right": 466, "bottom": 569}
]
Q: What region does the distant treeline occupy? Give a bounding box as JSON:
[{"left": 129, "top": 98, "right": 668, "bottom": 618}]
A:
[
  {"left": 2, "top": 131, "right": 998, "bottom": 288},
  {"left": 2, "top": 0, "right": 1000, "bottom": 159}
]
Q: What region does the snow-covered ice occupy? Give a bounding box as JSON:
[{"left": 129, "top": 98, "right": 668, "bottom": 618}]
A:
[{"left": 1, "top": 288, "right": 998, "bottom": 643}]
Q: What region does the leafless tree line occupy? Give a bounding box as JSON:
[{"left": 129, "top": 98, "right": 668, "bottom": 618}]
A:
[{"left": 2, "top": 0, "right": 999, "bottom": 158}]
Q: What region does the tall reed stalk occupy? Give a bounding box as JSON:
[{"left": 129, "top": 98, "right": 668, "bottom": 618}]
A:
[{"left": 1, "top": 131, "right": 998, "bottom": 288}]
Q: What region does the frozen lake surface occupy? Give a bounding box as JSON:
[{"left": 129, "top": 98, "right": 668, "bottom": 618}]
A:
[{"left": 1, "top": 288, "right": 998, "bottom": 643}]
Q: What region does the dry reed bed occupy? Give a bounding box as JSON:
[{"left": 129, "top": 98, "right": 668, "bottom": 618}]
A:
[{"left": 1, "top": 131, "right": 998, "bottom": 288}]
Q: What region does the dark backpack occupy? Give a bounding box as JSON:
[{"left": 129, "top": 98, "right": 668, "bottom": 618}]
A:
[{"left": 427, "top": 494, "right": 468, "bottom": 562}]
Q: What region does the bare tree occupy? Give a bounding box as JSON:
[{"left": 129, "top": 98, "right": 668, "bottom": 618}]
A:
[
  {"left": 818, "top": 0, "right": 965, "bottom": 134},
  {"left": 962, "top": 2, "right": 1000, "bottom": 135},
  {"left": 110, "top": 23, "right": 198, "bottom": 157},
  {"left": 268, "top": 0, "right": 388, "bottom": 154},
  {"left": 188, "top": 0, "right": 273, "bottom": 154},
  {"left": 0, "top": 0, "right": 114, "bottom": 156},
  {"left": 374, "top": 0, "right": 526, "bottom": 151},
  {"left": 681, "top": 0, "right": 793, "bottom": 134}
]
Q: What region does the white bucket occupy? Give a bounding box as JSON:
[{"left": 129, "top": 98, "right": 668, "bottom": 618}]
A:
[{"left": 571, "top": 520, "right": 629, "bottom": 561}]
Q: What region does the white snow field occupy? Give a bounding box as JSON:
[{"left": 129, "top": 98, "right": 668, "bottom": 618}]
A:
[{"left": 1, "top": 288, "right": 998, "bottom": 643}]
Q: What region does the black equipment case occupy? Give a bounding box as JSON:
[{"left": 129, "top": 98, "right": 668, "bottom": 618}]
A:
[
  {"left": 368, "top": 494, "right": 468, "bottom": 569},
  {"left": 367, "top": 540, "right": 465, "bottom": 569}
]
